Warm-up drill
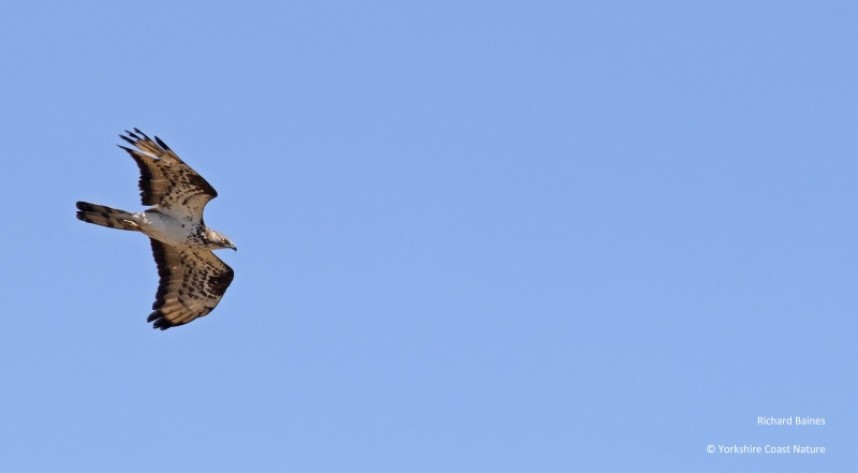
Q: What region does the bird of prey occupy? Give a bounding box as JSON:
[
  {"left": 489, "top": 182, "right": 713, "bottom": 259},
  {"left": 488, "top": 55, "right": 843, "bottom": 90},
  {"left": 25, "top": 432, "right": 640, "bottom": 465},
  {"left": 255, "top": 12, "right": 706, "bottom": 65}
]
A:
[{"left": 76, "top": 129, "right": 236, "bottom": 330}]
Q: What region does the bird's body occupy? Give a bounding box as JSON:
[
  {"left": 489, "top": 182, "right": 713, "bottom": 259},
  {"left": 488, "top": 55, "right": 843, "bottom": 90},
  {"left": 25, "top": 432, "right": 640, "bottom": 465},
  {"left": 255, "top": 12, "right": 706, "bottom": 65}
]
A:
[
  {"left": 135, "top": 209, "right": 199, "bottom": 248},
  {"left": 76, "top": 129, "right": 236, "bottom": 330}
]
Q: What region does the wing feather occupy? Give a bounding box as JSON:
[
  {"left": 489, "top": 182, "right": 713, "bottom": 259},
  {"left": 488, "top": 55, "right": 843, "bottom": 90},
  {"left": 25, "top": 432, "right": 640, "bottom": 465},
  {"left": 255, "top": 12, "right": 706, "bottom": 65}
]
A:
[
  {"left": 119, "top": 128, "right": 217, "bottom": 223},
  {"left": 148, "top": 239, "right": 234, "bottom": 330}
]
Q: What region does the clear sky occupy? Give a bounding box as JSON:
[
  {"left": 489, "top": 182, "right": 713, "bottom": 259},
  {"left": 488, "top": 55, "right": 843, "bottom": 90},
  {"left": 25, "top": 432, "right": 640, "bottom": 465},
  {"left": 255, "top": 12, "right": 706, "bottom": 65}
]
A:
[{"left": 1, "top": 1, "right": 854, "bottom": 471}]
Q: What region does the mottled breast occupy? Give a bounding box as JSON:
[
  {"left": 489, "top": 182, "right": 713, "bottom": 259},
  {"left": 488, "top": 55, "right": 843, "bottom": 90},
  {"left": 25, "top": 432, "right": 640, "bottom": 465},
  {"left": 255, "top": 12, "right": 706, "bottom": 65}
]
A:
[{"left": 141, "top": 208, "right": 207, "bottom": 249}]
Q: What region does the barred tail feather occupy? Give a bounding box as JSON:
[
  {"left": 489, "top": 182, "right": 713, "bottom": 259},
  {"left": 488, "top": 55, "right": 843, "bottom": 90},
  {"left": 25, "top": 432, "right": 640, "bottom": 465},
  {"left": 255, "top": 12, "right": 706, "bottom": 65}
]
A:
[{"left": 75, "top": 201, "right": 139, "bottom": 231}]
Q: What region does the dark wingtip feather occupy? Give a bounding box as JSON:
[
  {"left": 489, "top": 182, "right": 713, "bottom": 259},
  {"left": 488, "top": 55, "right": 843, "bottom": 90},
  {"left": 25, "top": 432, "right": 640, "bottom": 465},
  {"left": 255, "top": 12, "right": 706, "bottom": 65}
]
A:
[
  {"left": 133, "top": 128, "right": 151, "bottom": 140},
  {"left": 154, "top": 136, "right": 171, "bottom": 150},
  {"left": 147, "top": 310, "right": 177, "bottom": 330},
  {"left": 117, "top": 145, "right": 140, "bottom": 158}
]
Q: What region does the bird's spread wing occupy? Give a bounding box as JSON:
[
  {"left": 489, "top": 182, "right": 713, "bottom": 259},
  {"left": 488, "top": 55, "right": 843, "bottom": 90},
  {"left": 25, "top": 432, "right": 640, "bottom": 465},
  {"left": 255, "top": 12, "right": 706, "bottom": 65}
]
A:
[
  {"left": 119, "top": 128, "right": 217, "bottom": 223},
  {"left": 148, "top": 239, "right": 234, "bottom": 330}
]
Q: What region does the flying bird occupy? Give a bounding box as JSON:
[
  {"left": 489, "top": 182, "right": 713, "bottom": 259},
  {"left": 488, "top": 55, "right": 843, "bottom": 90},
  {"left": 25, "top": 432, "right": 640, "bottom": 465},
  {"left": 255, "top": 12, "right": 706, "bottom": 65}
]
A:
[{"left": 76, "top": 129, "right": 236, "bottom": 330}]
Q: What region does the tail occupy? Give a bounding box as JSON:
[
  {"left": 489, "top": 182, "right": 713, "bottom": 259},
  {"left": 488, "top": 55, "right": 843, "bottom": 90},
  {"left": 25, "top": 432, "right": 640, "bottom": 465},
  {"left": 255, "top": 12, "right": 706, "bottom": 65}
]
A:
[{"left": 76, "top": 201, "right": 139, "bottom": 231}]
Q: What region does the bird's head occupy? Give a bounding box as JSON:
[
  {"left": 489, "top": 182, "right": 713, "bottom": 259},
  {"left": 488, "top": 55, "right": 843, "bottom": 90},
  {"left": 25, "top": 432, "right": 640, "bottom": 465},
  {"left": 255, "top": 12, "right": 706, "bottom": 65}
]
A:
[{"left": 206, "top": 229, "right": 238, "bottom": 251}]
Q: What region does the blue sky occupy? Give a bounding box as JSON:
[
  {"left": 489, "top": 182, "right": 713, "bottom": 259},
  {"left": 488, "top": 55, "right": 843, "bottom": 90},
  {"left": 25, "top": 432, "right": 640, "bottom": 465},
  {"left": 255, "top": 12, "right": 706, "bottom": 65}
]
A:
[{"left": 1, "top": 1, "right": 855, "bottom": 471}]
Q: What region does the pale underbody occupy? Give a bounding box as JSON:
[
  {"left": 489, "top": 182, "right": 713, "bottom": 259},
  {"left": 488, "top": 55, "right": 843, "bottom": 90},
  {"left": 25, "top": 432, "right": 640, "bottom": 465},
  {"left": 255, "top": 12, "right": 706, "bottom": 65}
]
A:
[{"left": 124, "top": 208, "right": 206, "bottom": 250}]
